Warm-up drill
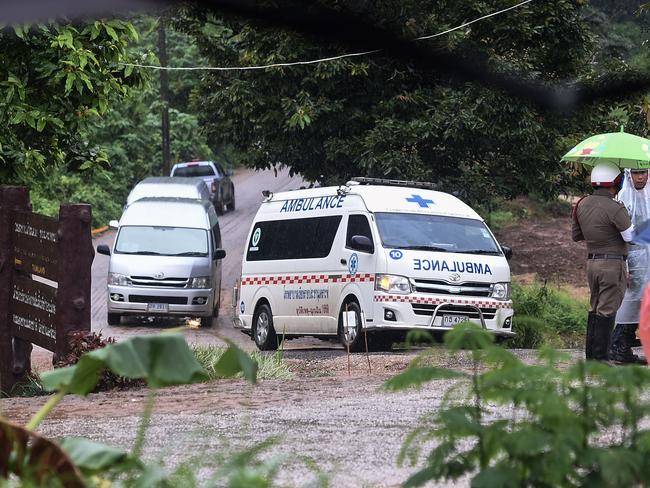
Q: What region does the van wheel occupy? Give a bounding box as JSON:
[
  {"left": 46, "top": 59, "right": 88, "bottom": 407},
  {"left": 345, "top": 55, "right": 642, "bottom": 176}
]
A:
[
  {"left": 200, "top": 316, "right": 213, "bottom": 328},
  {"left": 338, "top": 301, "right": 364, "bottom": 352},
  {"left": 107, "top": 313, "right": 121, "bottom": 326},
  {"left": 253, "top": 303, "right": 279, "bottom": 351},
  {"left": 227, "top": 188, "right": 235, "bottom": 211}
]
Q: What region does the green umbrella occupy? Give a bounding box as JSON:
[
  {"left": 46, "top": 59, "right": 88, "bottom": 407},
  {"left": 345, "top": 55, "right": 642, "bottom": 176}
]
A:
[{"left": 561, "top": 127, "right": 650, "bottom": 169}]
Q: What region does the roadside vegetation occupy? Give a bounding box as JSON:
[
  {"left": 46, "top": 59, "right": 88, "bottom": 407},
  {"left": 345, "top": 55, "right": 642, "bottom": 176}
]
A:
[
  {"left": 386, "top": 323, "right": 650, "bottom": 487},
  {"left": 510, "top": 282, "right": 589, "bottom": 349},
  {"left": 193, "top": 345, "right": 294, "bottom": 380}
]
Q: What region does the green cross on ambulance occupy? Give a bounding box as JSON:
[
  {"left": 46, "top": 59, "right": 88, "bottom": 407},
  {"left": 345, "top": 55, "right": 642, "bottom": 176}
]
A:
[{"left": 232, "top": 177, "right": 515, "bottom": 351}]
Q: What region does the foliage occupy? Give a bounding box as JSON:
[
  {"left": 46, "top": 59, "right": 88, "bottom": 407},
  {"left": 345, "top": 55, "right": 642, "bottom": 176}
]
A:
[
  {"left": 0, "top": 333, "right": 265, "bottom": 487},
  {"left": 0, "top": 20, "right": 148, "bottom": 182},
  {"left": 174, "top": 0, "right": 639, "bottom": 201},
  {"left": 385, "top": 322, "right": 650, "bottom": 487},
  {"left": 506, "top": 315, "right": 546, "bottom": 349},
  {"left": 194, "top": 344, "right": 293, "bottom": 380},
  {"left": 54, "top": 331, "right": 144, "bottom": 391},
  {"left": 511, "top": 282, "right": 588, "bottom": 347}
]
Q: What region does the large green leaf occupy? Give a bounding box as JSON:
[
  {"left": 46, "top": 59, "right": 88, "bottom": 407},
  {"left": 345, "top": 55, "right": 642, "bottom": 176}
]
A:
[
  {"left": 41, "top": 333, "right": 208, "bottom": 394},
  {"left": 59, "top": 437, "right": 136, "bottom": 474},
  {"left": 213, "top": 340, "right": 258, "bottom": 384}
]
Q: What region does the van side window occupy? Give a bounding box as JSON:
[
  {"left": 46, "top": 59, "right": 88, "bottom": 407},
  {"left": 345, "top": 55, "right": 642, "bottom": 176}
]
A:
[
  {"left": 346, "top": 215, "right": 374, "bottom": 253},
  {"left": 246, "top": 216, "right": 342, "bottom": 261}
]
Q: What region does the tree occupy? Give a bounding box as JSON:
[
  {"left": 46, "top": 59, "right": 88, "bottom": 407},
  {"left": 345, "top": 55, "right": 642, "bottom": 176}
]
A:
[
  {"left": 176, "top": 0, "right": 633, "bottom": 200},
  {"left": 0, "top": 20, "right": 147, "bottom": 183}
]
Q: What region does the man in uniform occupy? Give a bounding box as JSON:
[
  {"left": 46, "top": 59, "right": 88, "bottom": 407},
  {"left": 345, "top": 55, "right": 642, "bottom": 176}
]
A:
[
  {"left": 610, "top": 169, "right": 650, "bottom": 363},
  {"left": 572, "top": 162, "right": 634, "bottom": 360}
]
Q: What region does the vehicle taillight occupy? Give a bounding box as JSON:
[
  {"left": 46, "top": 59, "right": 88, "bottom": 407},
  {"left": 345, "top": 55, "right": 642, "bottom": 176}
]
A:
[{"left": 211, "top": 180, "right": 217, "bottom": 192}]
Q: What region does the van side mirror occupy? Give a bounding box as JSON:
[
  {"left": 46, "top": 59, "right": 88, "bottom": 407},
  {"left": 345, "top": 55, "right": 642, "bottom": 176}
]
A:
[
  {"left": 501, "top": 245, "right": 513, "bottom": 260},
  {"left": 109, "top": 220, "right": 119, "bottom": 229},
  {"left": 226, "top": 169, "right": 234, "bottom": 176},
  {"left": 214, "top": 248, "right": 226, "bottom": 260},
  {"left": 351, "top": 235, "right": 373, "bottom": 253},
  {"left": 97, "top": 244, "right": 111, "bottom": 256}
]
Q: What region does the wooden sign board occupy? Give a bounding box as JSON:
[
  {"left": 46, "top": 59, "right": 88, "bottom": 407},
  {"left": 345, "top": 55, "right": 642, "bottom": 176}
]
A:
[
  {"left": 13, "top": 210, "right": 58, "bottom": 281},
  {"left": 10, "top": 275, "right": 57, "bottom": 351}
]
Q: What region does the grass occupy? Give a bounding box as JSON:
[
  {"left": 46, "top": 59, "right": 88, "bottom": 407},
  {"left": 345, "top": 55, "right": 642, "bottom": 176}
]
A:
[
  {"left": 193, "top": 345, "right": 294, "bottom": 380},
  {"left": 509, "top": 282, "right": 589, "bottom": 348}
]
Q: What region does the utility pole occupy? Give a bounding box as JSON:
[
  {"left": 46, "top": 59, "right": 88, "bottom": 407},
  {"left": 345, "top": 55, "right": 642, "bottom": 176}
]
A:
[{"left": 158, "top": 17, "right": 171, "bottom": 175}]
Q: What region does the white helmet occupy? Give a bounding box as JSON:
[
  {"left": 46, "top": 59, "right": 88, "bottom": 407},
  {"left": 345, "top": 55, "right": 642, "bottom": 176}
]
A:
[{"left": 591, "top": 162, "right": 622, "bottom": 188}]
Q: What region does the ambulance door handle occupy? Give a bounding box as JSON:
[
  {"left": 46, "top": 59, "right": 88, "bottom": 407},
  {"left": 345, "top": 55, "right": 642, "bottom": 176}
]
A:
[{"left": 340, "top": 258, "right": 347, "bottom": 266}]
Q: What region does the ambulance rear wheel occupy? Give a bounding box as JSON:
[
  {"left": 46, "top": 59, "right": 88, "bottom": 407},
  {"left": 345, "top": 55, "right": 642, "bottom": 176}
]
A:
[
  {"left": 254, "top": 303, "right": 278, "bottom": 351},
  {"left": 338, "top": 301, "right": 364, "bottom": 353}
]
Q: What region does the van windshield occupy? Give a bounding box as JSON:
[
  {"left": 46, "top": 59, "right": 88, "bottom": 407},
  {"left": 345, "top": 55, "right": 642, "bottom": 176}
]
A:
[
  {"left": 115, "top": 226, "right": 209, "bottom": 256},
  {"left": 375, "top": 212, "right": 502, "bottom": 255}
]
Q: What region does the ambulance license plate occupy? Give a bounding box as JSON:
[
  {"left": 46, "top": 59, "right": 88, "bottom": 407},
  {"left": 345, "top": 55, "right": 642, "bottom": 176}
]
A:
[
  {"left": 147, "top": 303, "right": 168, "bottom": 313},
  {"left": 442, "top": 315, "right": 468, "bottom": 327}
]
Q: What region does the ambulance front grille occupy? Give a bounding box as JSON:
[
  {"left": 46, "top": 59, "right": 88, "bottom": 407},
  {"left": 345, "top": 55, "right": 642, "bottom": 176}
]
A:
[
  {"left": 412, "top": 279, "right": 492, "bottom": 297},
  {"left": 411, "top": 304, "right": 497, "bottom": 320}
]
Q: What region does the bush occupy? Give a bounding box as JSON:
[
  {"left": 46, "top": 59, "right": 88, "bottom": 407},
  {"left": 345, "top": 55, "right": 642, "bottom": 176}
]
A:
[
  {"left": 386, "top": 323, "right": 650, "bottom": 488},
  {"left": 507, "top": 315, "right": 546, "bottom": 349},
  {"left": 512, "top": 282, "right": 588, "bottom": 347}
]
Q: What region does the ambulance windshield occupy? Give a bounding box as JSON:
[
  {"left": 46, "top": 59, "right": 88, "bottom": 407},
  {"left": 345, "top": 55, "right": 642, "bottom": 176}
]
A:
[{"left": 375, "top": 213, "right": 502, "bottom": 255}]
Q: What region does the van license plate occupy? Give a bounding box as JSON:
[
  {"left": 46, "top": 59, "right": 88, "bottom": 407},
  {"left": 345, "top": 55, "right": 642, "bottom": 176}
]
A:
[
  {"left": 147, "top": 303, "right": 168, "bottom": 313},
  {"left": 442, "top": 315, "right": 469, "bottom": 327}
]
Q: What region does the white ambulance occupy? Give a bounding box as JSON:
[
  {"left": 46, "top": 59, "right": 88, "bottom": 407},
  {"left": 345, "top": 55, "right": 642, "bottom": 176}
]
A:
[{"left": 233, "top": 178, "right": 514, "bottom": 351}]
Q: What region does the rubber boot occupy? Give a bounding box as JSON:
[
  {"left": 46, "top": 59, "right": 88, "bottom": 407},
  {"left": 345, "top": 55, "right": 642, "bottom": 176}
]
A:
[
  {"left": 610, "top": 324, "right": 646, "bottom": 364},
  {"left": 585, "top": 312, "right": 598, "bottom": 360},
  {"left": 591, "top": 314, "right": 614, "bottom": 361}
]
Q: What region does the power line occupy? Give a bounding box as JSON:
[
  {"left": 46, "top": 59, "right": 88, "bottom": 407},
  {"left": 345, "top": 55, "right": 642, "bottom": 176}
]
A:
[{"left": 121, "top": 0, "right": 533, "bottom": 72}]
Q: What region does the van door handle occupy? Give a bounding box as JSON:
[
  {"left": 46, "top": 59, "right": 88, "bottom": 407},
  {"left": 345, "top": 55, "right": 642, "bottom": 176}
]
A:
[{"left": 340, "top": 258, "right": 347, "bottom": 265}]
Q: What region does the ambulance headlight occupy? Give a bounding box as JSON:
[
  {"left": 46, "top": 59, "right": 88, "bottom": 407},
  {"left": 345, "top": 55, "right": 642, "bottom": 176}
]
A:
[
  {"left": 375, "top": 274, "right": 412, "bottom": 294},
  {"left": 490, "top": 282, "right": 510, "bottom": 300},
  {"left": 189, "top": 276, "right": 211, "bottom": 289}
]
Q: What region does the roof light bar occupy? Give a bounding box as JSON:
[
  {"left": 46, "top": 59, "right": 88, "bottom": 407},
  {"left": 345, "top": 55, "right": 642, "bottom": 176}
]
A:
[{"left": 348, "top": 177, "right": 438, "bottom": 190}]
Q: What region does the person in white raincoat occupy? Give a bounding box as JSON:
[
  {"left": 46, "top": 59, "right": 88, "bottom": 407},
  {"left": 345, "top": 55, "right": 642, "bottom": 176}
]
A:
[{"left": 611, "top": 169, "right": 650, "bottom": 363}]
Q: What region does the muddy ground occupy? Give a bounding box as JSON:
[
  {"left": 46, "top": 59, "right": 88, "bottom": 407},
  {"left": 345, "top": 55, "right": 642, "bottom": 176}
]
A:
[{"left": 1, "top": 212, "right": 591, "bottom": 487}]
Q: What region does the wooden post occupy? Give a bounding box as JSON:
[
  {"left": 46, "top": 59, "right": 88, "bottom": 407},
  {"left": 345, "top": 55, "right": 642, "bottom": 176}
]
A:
[
  {"left": 0, "top": 186, "right": 30, "bottom": 394},
  {"left": 53, "top": 204, "right": 94, "bottom": 363}
]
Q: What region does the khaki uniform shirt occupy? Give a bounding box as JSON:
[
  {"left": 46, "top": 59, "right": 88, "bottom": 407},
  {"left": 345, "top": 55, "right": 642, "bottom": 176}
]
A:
[{"left": 572, "top": 188, "right": 632, "bottom": 256}]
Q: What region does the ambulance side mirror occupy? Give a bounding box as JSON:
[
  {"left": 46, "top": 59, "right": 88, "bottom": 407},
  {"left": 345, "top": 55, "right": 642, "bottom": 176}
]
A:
[
  {"left": 351, "top": 235, "right": 374, "bottom": 254},
  {"left": 501, "top": 245, "right": 513, "bottom": 260}
]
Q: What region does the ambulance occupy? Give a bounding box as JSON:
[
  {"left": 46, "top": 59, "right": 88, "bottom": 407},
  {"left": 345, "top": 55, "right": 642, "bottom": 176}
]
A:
[{"left": 232, "top": 178, "right": 514, "bottom": 351}]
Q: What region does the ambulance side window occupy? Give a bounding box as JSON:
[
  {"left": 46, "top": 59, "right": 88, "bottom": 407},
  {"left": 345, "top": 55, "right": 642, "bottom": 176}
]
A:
[
  {"left": 346, "top": 215, "right": 374, "bottom": 253},
  {"left": 246, "top": 216, "right": 342, "bottom": 261}
]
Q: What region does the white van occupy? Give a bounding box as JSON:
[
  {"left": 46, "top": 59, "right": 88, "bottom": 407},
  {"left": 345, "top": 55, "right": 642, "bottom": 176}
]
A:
[
  {"left": 232, "top": 178, "right": 514, "bottom": 351},
  {"left": 97, "top": 198, "right": 226, "bottom": 328},
  {"left": 125, "top": 177, "right": 210, "bottom": 207}
]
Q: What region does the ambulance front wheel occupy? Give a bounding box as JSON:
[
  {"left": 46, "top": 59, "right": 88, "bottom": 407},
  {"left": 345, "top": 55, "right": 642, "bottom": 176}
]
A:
[
  {"left": 253, "top": 303, "right": 279, "bottom": 351},
  {"left": 338, "top": 300, "right": 364, "bottom": 353}
]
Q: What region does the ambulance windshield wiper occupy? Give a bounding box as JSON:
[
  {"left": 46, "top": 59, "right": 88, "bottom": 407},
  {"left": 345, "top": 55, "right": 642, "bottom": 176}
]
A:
[
  {"left": 401, "top": 245, "right": 449, "bottom": 252},
  {"left": 120, "top": 250, "right": 162, "bottom": 255},
  {"left": 461, "top": 249, "right": 502, "bottom": 255}
]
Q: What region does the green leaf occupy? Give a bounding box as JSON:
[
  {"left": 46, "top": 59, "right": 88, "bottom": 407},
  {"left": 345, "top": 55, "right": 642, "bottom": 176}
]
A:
[
  {"left": 64, "top": 72, "right": 75, "bottom": 93},
  {"left": 471, "top": 465, "right": 520, "bottom": 488},
  {"left": 59, "top": 437, "right": 133, "bottom": 474},
  {"left": 213, "top": 341, "right": 258, "bottom": 384},
  {"left": 105, "top": 24, "right": 119, "bottom": 42},
  {"left": 444, "top": 322, "right": 494, "bottom": 351},
  {"left": 41, "top": 334, "right": 208, "bottom": 394},
  {"left": 383, "top": 367, "right": 468, "bottom": 391},
  {"left": 124, "top": 63, "right": 134, "bottom": 77}
]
